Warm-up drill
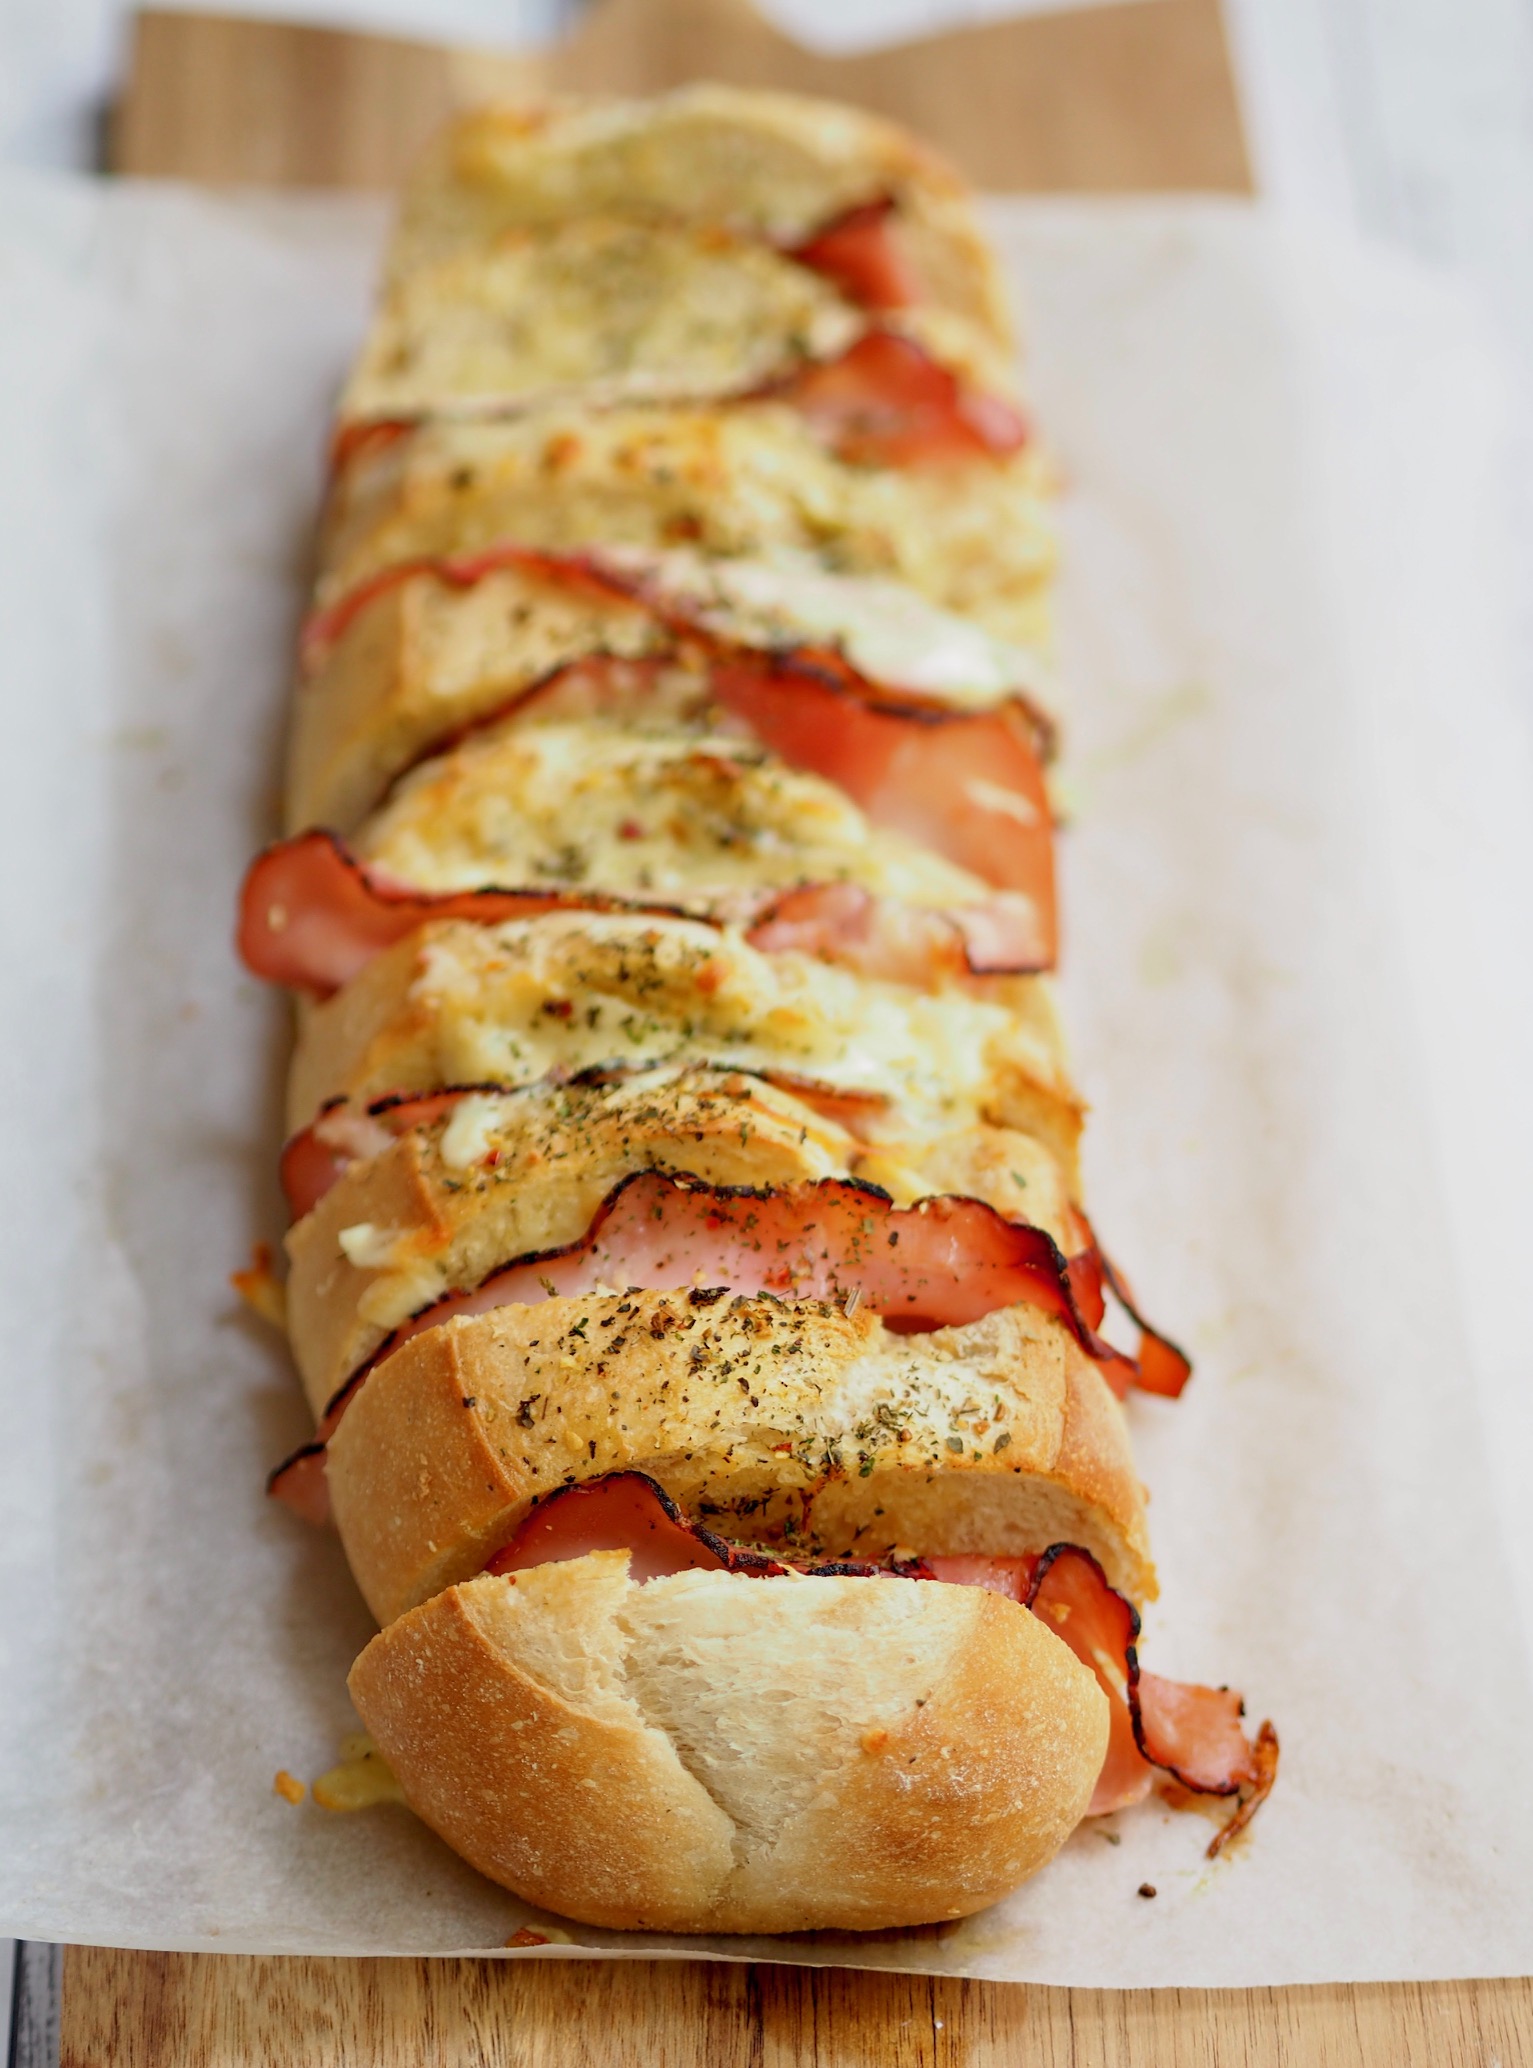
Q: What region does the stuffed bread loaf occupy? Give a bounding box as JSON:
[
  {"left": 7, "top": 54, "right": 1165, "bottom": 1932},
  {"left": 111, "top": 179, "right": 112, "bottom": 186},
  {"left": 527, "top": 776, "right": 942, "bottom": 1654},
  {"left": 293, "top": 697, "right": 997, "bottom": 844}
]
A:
[{"left": 240, "top": 82, "right": 1273, "bottom": 1936}]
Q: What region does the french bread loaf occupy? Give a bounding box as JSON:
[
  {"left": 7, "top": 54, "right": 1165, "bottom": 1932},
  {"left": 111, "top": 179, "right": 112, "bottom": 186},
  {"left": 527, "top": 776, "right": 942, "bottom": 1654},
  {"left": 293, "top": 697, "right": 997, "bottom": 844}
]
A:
[{"left": 238, "top": 85, "right": 1267, "bottom": 1936}]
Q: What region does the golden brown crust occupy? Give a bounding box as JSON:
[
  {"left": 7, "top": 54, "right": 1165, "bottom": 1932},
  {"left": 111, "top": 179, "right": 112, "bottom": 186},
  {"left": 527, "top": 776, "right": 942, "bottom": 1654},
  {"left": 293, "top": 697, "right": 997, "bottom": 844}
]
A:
[
  {"left": 347, "top": 1551, "right": 1107, "bottom": 1933},
  {"left": 260, "top": 86, "right": 1166, "bottom": 1935},
  {"left": 325, "top": 1291, "right": 1154, "bottom": 1625}
]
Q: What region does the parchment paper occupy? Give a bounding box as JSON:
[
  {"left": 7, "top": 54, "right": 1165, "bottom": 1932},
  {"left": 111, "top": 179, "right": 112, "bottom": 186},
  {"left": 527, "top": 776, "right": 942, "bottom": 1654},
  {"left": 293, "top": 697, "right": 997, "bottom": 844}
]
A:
[{"left": 1, "top": 172, "right": 1531, "bottom": 1986}]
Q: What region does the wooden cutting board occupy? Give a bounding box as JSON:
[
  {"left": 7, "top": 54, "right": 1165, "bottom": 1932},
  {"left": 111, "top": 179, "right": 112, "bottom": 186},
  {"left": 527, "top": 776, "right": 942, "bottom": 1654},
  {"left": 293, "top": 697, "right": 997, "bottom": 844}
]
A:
[{"left": 72, "top": 6, "right": 1529, "bottom": 2060}]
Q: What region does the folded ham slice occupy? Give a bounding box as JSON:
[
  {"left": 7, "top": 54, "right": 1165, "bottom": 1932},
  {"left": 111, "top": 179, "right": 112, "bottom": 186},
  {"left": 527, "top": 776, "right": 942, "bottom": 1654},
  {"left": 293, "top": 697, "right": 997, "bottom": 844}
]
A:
[
  {"left": 343, "top": 1168, "right": 1154, "bottom": 1374},
  {"left": 747, "top": 880, "right": 1045, "bottom": 980},
  {"left": 237, "top": 831, "right": 1049, "bottom": 999},
  {"left": 330, "top": 327, "right": 1022, "bottom": 477},
  {"left": 264, "top": 1169, "right": 1184, "bottom": 1516},
  {"left": 278, "top": 1088, "right": 495, "bottom": 1222},
  {"left": 927, "top": 1541, "right": 1275, "bottom": 1826},
  {"left": 236, "top": 830, "right": 690, "bottom": 998},
  {"left": 784, "top": 198, "right": 922, "bottom": 312},
  {"left": 765, "top": 331, "right": 1027, "bottom": 468},
  {"left": 265, "top": 1172, "right": 1184, "bottom": 1524},
  {"left": 475, "top": 1472, "right": 1277, "bottom": 1835},
  {"left": 708, "top": 653, "right": 1054, "bottom": 957}
]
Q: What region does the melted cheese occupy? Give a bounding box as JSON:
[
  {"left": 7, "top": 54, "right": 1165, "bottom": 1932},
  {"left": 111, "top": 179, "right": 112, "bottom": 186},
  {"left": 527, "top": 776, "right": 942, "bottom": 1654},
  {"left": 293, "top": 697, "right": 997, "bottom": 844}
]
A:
[
  {"left": 311, "top": 1734, "right": 406, "bottom": 1813},
  {"left": 345, "top": 217, "right": 862, "bottom": 423},
  {"left": 317, "top": 404, "right": 1056, "bottom": 651},
  {"left": 357, "top": 717, "right": 987, "bottom": 912},
  {"left": 625, "top": 546, "right": 1055, "bottom": 711},
  {"left": 405, "top": 912, "right": 1049, "bottom": 1139}
]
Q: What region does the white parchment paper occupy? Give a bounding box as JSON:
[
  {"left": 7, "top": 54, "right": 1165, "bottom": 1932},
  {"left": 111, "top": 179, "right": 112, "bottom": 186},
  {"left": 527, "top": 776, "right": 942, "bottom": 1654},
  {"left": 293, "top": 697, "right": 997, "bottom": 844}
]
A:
[{"left": 0, "top": 174, "right": 1531, "bottom": 1985}]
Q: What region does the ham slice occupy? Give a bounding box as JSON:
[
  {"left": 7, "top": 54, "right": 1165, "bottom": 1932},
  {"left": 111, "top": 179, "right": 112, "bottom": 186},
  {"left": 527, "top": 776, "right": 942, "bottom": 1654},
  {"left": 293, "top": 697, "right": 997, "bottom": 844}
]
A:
[
  {"left": 926, "top": 1543, "right": 1275, "bottom": 1825},
  {"left": 486, "top": 1471, "right": 786, "bottom": 1583},
  {"left": 770, "top": 331, "right": 1027, "bottom": 468},
  {"left": 298, "top": 543, "right": 624, "bottom": 673},
  {"left": 328, "top": 329, "right": 1021, "bottom": 485},
  {"left": 319, "top": 1171, "right": 1170, "bottom": 1400},
  {"left": 279, "top": 1088, "right": 494, "bottom": 1221},
  {"left": 265, "top": 1175, "right": 1185, "bottom": 1523},
  {"left": 1061, "top": 1210, "right": 1192, "bottom": 1402},
  {"left": 785, "top": 199, "right": 922, "bottom": 311},
  {"left": 265, "top": 1442, "right": 331, "bottom": 1529},
  {"left": 237, "top": 830, "right": 688, "bottom": 998},
  {"left": 709, "top": 654, "right": 1053, "bottom": 951},
  {"left": 237, "top": 831, "right": 1050, "bottom": 999},
  {"left": 744, "top": 880, "right": 1044, "bottom": 979}
]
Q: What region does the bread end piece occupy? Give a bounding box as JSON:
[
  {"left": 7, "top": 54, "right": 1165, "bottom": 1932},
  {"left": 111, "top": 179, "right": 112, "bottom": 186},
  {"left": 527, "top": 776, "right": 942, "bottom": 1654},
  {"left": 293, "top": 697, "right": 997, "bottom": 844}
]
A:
[{"left": 348, "top": 1550, "right": 1107, "bottom": 1934}]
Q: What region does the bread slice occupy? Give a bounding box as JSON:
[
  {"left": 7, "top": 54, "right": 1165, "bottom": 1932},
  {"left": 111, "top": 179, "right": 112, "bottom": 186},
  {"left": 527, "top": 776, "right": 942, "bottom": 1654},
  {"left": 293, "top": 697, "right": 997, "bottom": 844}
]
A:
[
  {"left": 347, "top": 1549, "right": 1106, "bottom": 1933},
  {"left": 317, "top": 405, "right": 1056, "bottom": 649},
  {"left": 284, "top": 1067, "right": 1077, "bottom": 1414},
  {"left": 283, "top": 912, "right": 1085, "bottom": 1185},
  {"left": 288, "top": 548, "right": 1052, "bottom": 836},
  {"left": 386, "top": 86, "right": 1015, "bottom": 344},
  {"left": 343, "top": 216, "right": 1014, "bottom": 429},
  {"left": 325, "top": 1292, "right": 1154, "bottom": 1624},
  {"left": 350, "top": 712, "right": 990, "bottom": 914}
]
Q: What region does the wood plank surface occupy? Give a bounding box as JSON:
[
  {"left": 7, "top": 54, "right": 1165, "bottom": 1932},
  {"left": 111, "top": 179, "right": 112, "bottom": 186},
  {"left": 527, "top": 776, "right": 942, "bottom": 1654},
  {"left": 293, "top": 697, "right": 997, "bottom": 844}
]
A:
[
  {"left": 58, "top": 1947, "right": 1533, "bottom": 2066},
  {"left": 112, "top": 0, "right": 1252, "bottom": 193},
  {"left": 80, "top": 5, "right": 1525, "bottom": 2062}
]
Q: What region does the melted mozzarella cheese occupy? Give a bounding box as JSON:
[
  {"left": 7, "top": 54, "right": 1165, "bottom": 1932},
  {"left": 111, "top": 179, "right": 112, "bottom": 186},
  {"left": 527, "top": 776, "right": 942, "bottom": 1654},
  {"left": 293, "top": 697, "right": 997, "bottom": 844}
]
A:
[
  {"left": 357, "top": 717, "right": 988, "bottom": 912},
  {"left": 614, "top": 545, "right": 1055, "bottom": 711},
  {"left": 411, "top": 911, "right": 1042, "bottom": 1139},
  {"left": 346, "top": 218, "right": 862, "bottom": 423}
]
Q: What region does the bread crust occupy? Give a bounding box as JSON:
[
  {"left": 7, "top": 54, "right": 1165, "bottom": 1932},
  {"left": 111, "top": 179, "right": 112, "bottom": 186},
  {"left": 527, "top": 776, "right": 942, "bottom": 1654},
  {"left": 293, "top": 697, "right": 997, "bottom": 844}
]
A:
[
  {"left": 283, "top": 1069, "right": 1077, "bottom": 1414},
  {"left": 347, "top": 1550, "right": 1108, "bottom": 1933},
  {"left": 317, "top": 406, "right": 1055, "bottom": 649},
  {"left": 283, "top": 912, "right": 1086, "bottom": 1190},
  {"left": 325, "top": 1291, "right": 1154, "bottom": 1625}
]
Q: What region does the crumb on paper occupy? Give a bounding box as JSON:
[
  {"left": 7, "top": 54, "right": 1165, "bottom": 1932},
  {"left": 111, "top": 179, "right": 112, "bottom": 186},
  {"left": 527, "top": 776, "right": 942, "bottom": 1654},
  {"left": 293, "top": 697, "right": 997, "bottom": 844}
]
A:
[
  {"left": 311, "top": 1732, "right": 407, "bottom": 1812},
  {"left": 506, "top": 1927, "right": 549, "bottom": 1948},
  {"left": 1137, "top": 1884, "right": 1157, "bottom": 1900},
  {"left": 272, "top": 1769, "right": 305, "bottom": 1805},
  {"left": 231, "top": 1241, "right": 286, "bottom": 1330}
]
